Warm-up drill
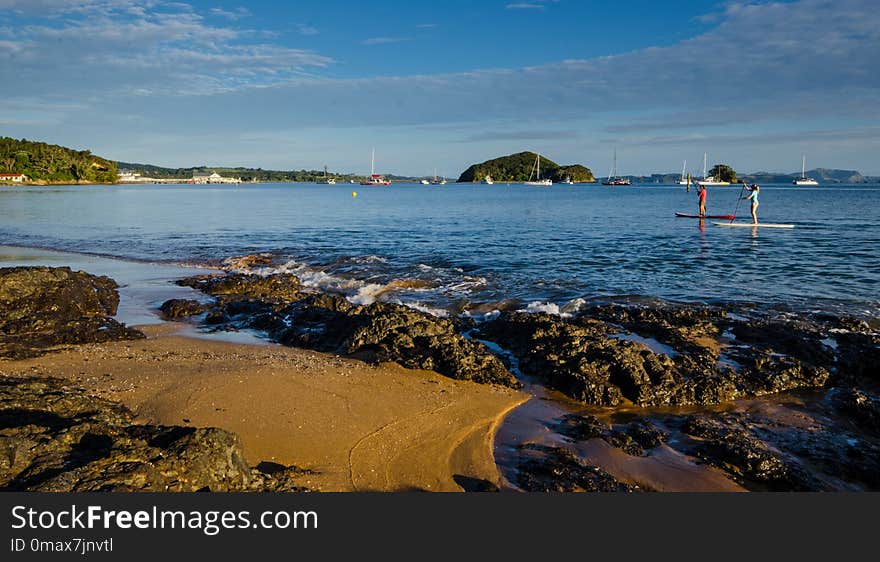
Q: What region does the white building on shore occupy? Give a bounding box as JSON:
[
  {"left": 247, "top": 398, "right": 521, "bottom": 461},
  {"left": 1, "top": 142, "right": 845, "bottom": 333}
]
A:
[
  {"left": 0, "top": 173, "right": 28, "bottom": 183},
  {"left": 191, "top": 171, "right": 242, "bottom": 184}
]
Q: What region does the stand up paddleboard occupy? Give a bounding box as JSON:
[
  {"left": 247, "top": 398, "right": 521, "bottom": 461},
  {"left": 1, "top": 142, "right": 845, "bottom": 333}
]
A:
[
  {"left": 675, "top": 212, "right": 736, "bottom": 220},
  {"left": 712, "top": 222, "right": 795, "bottom": 229}
]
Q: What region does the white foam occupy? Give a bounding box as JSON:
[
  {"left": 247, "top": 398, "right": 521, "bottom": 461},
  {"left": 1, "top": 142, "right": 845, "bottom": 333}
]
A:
[
  {"left": 461, "top": 309, "right": 501, "bottom": 322},
  {"left": 523, "top": 301, "right": 573, "bottom": 317},
  {"left": 402, "top": 302, "right": 450, "bottom": 318},
  {"left": 347, "top": 283, "right": 387, "bottom": 306}
]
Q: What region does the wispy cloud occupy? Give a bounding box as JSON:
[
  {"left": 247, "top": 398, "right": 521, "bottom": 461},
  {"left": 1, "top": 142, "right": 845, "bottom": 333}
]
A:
[
  {"left": 209, "top": 7, "right": 251, "bottom": 21},
  {"left": 362, "top": 37, "right": 410, "bottom": 45},
  {"left": 460, "top": 130, "right": 579, "bottom": 142},
  {"left": 505, "top": 3, "right": 546, "bottom": 9},
  {"left": 296, "top": 23, "right": 319, "bottom": 36},
  {"left": 505, "top": 0, "right": 558, "bottom": 10},
  {"left": 416, "top": 23, "right": 438, "bottom": 29}
]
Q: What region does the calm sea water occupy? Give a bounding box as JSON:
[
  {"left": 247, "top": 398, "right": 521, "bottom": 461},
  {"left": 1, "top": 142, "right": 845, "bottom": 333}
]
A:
[{"left": 1, "top": 182, "right": 878, "bottom": 319}]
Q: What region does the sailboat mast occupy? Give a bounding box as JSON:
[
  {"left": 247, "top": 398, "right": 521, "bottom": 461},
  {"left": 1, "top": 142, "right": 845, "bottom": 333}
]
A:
[
  {"left": 537, "top": 153, "right": 540, "bottom": 180},
  {"left": 371, "top": 148, "right": 375, "bottom": 176},
  {"left": 802, "top": 155, "right": 806, "bottom": 179},
  {"left": 703, "top": 152, "right": 708, "bottom": 178}
]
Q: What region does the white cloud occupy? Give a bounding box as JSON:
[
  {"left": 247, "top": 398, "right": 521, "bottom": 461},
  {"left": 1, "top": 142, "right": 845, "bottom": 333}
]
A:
[
  {"left": 362, "top": 37, "right": 410, "bottom": 45},
  {"left": 209, "top": 6, "right": 250, "bottom": 20}
]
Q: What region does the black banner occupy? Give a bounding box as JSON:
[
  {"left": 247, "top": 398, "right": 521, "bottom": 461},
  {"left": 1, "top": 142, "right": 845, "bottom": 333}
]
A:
[{"left": 0, "top": 493, "right": 874, "bottom": 559}]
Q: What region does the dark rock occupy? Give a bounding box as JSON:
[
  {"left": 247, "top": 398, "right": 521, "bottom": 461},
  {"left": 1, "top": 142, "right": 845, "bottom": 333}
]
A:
[
  {"left": 0, "top": 267, "right": 143, "bottom": 359},
  {"left": 478, "top": 310, "right": 834, "bottom": 407},
  {"left": 181, "top": 273, "right": 520, "bottom": 388},
  {"left": 680, "top": 413, "right": 824, "bottom": 491},
  {"left": 0, "top": 376, "right": 309, "bottom": 492},
  {"left": 177, "top": 273, "right": 304, "bottom": 303},
  {"left": 830, "top": 387, "right": 880, "bottom": 434},
  {"left": 159, "top": 299, "right": 204, "bottom": 319},
  {"left": 556, "top": 414, "right": 667, "bottom": 456},
  {"left": 835, "top": 331, "right": 880, "bottom": 382},
  {"left": 477, "top": 312, "right": 740, "bottom": 406},
  {"left": 515, "top": 444, "right": 639, "bottom": 492},
  {"left": 586, "top": 302, "right": 726, "bottom": 355},
  {"left": 274, "top": 295, "right": 519, "bottom": 387},
  {"left": 220, "top": 253, "right": 275, "bottom": 271}
]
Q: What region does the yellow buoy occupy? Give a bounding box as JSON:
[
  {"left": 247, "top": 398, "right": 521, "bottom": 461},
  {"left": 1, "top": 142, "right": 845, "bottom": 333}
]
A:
[{"left": 351, "top": 191, "right": 357, "bottom": 197}]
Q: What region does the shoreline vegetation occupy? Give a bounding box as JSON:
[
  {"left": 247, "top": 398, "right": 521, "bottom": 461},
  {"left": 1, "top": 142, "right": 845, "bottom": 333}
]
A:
[
  {"left": 3, "top": 137, "right": 877, "bottom": 186},
  {"left": 2, "top": 254, "right": 878, "bottom": 492}
]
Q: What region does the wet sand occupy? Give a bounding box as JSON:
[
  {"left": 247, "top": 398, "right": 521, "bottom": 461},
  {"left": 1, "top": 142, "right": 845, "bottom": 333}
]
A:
[{"left": 1, "top": 324, "right": 527, "bottom": 492}]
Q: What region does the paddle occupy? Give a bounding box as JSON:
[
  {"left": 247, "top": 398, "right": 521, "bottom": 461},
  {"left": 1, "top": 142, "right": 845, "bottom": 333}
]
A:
[{"left": 731, "top": 180, "right": 747, "bottom": 223}]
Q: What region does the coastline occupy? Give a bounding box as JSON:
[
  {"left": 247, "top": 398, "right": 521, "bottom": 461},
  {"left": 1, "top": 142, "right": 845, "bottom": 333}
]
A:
[{"left": 2, "top": 243, "right": 879, "bottom": 492}]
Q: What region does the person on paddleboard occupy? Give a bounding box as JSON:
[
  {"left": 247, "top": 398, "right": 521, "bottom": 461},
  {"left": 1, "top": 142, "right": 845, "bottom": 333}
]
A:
[
  {"left": 740, "top": 181, "right": 760, "bottom": 224},
  {"left": 697, "top": 183, "right": 707, "bottom": 217}
]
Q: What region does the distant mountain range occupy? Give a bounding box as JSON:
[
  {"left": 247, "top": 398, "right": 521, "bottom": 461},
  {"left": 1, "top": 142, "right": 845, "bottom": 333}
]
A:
[
  {"left": 604, "top": 169, "right": 874, "bottom": 185},
  {"left": 3, "top": 138, "right": 876, "bottom": 185}
]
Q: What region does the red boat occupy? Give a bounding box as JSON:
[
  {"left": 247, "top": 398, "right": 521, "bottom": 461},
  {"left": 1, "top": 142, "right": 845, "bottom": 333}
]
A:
[
  {"left": 360, "top": 148, "right": 391, "bottom": 186},
  {"left": 675, "top": 212, "right": 736, "bottom": 220},
  {"left": 360, "top": 173, "right": 391, "bottom": 186}
]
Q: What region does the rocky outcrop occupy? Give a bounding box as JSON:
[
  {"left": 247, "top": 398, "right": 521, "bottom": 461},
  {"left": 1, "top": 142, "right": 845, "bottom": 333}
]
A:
[
  {"left": 0, "top": 376, "right": 308, "bottom": 492},
  {"left": 0, "top": 267, "right": 143, "bottom": 359},
  {"left": 679, "top": 413, "right": 826, "bottom": 491},
  {"left": 515, "top": 444, "right": 640, "bottom": 492},
  {"left": 177, "top": 273, "right": 304, "bottom": 302},
  {"left": 159, "top": 299, "right": 205, "bottom": 319},
  {"left": 177, "top": 275, "right": 520, "bottom": 388},
  {"left": 477, "top": 309, "right": 831, "bottom": 407},
  {"left": 557, "top": 415, "right": 667, "bottom": 457}
]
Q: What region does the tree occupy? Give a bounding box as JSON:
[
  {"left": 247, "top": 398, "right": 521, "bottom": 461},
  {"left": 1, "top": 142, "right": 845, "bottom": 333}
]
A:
[{"left": 709, "top": 164, "right": 737, "bottom": 183}]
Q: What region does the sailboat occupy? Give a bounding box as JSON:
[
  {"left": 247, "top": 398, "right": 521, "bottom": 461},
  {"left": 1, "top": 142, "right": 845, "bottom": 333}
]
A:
[
  {"left": 678, "top": 160, "right": 689, "bottom": 185},
  {"left": 524, "top": 153, "right": 552, "bottom": 186},
  {"left": 793, "top": 155, "right": 819, "bottom": 185},
  {"left": 430, "top": 168, "right": 447, "bottom": 185},
  {"left": 360, "top": 148, "right": 391, "bottom": 186},
  {"left": 602, "top": 149, "right": 631, "bottom": 186},
  {"left": 698, "top": 152, "right": 730, "bottom": 186},
  {"left": 481, "top": 174, "right": 494, "bottom": 185}
]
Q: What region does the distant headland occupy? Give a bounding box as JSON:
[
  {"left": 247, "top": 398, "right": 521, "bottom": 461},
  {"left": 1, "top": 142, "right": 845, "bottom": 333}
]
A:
[{"left": 1, "top": 136, "right": 877, "bottom": 185}]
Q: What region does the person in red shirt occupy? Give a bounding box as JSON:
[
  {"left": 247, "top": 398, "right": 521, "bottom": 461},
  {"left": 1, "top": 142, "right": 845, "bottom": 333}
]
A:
[{"left": 697, "top": 183, "right": 707, "bottom": 217}]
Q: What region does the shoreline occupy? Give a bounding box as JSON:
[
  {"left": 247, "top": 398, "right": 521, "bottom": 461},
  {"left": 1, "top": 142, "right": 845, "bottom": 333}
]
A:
[
  {"left": 1, "top": 323, "right": 527, "bottom": 492},
  {"left": 2, "top": 246, "right": 879, "bottom": 492}
]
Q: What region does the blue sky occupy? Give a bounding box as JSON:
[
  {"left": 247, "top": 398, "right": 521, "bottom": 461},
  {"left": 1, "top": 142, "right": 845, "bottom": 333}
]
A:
[{"left": 1, "top": 0, "right": 879, "bottom": 176}]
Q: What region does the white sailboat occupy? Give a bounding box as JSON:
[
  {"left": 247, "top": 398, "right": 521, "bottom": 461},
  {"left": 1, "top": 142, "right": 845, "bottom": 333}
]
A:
[
  {"left": 602, "top": 149, "right": 630, "bottom": 186},
  {"left": 524, "top": 153, "right": 552, "bottom": 186},
  {"left": 430, "top": 168, "right": 447, "bottom": 185},
  {"left": 360, "top": 148, "right": 391, "bottom": 186},
  {"left": 481, "top": 174, "right": 494, "bottom": 185},
  {"left": 678, "top": 160, "right": 689, "bottom": 185},
  {"left": 699, "top": 152, "right": 730, "bottom": 186},
  {"left": 793, "top": 155, "right": 819, "bottom": 185}
]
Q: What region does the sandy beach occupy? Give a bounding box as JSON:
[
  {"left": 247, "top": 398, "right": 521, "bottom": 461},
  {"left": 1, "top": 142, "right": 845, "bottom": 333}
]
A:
[{"left": 1, "top": 323, "right": 527, "bottom": 492}]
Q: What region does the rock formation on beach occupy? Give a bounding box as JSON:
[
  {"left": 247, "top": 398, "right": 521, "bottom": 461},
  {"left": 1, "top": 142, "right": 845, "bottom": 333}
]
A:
[
  {"left": 0, "top": 376, "right": 308, "bottom": 492},
  {"left": 4, "top": 263, "right": 879, "bottom": 492},
  {"left": 0, "top": 266, "right": 143, "bottom": 359},
  {"left": 174, "top": 274, "right": 520, "bottom": 388}
]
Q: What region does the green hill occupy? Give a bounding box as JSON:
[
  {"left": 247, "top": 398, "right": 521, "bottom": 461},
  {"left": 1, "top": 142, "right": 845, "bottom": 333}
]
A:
[
  {"left": 457, "top": 152, "right": 595, "bottom": 183},
  {"left": 0, "top": 137, "right": 117, "bottom": 183}
]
